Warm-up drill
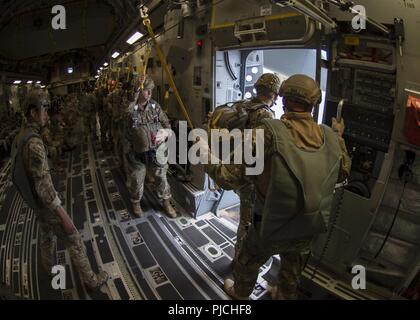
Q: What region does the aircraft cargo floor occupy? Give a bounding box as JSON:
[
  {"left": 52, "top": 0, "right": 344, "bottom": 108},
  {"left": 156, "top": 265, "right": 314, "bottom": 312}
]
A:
[{"left": 0, "top": 138, "right": 274, "bottom": 300}]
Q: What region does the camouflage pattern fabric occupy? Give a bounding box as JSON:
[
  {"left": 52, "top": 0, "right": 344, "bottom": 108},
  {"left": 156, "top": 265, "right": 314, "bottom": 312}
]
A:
[
  {"left": 81, "top": 92, "right": 97, "bottom": 137},
  {"left": 235, "top": 184, "right": 255, "bottom": 261},
  {"left": 233, "top": 227, "right": 312, "bottom": 299},
  {"left": 40, "top": 125, "right": 61, "bottom": 168},
  {"left": 95, "top": 87, "right": 110, "bottom": 142},
  {"left": 23, "top": 123, "right": 61, "bottom": 210},
  {"left": 61, "top": 95, "right": 84, "bottom": 149},
  {"left": 207, "top": 112, "right": 352, "bottom": 299},
  {"left": 125, "top": 146, "right": 171, "bottom": 203},
  {"left": 110, "top": 89, "right": 129, "bottom": 158},
  {"left": 208, "top": 112, "right": 351, "bottom": 197},
  {"left": 124, "top": 99, "right": 172, "bottom": 203},
  {"left": 38, "top": 208, "right": 100, "bottom": 288},
  {"left": 20, "top": 121, "right": 99, "bottom": 287},
  {"left": 232, "top": 97, "right": 274, "bottom": 263},
  {"left": 254, "top": 73, "right": 282, "bottom": 94},
  {"left": 109, "top": 89, "right": 123, "bottom": 139}
]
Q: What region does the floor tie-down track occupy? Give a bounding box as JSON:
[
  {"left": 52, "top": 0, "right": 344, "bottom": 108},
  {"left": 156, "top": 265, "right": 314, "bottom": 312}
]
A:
[{"left": 0, "top": 139, "right": 274, "bottom": 300}]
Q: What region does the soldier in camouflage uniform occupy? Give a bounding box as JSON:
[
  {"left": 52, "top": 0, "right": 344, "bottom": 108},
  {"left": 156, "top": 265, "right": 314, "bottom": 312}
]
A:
[
  {"left": 108, "top": 81, "right": 129, "bottom": 160},
  {"left": 81, "top": 86, "right": 97, "bottom": 138},
  {"left": 95, "top": 85, "right": 109, "bottom": 143},
  {"left": 40, "top": 120, "right": 60, "bottom": 169},
  {"left": 116, "top": 82, "right": 133, "bottom": 165},
  {"left": 222, "top": 73, "right": 281, "bottom": 267},
  {"left": 10, "top": 90, "right": 109, "bottom": 290},
  {"left": 61, "top": 96, "right": 75, "bottom": 149},
  {"left": 123, "top": 75, "right": 176, "bottom": 218},
  {"left": 202, "top": 74, "right": 352, "bottom": 299},
  {"left": 104, "top": 81, "right": 117, "bottom": 148},
  {"left": 48, "top": 106, "right": 66, "bottom": 168},
  {"left": 62, "top": 94, "right": 84, "bottom": 150}
]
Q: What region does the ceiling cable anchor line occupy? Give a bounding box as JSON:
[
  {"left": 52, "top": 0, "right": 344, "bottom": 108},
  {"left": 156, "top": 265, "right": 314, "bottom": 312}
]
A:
[{"left": 140, "top": 43, "right": 152, "bottom": 90}]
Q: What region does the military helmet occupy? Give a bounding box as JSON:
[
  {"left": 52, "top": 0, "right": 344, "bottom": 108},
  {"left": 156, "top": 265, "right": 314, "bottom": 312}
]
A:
[
  {"left": 254, "top": 73, "right": 281, "bottom": 94},
  {"left": 24, "top": 90, "right": 50, "bottom": 115},
  {"left": 142, "top": 76, "right": 155, "bottom": 91},
  {"left": 279, "top": 74, "right": 322, "bottom": 106}
]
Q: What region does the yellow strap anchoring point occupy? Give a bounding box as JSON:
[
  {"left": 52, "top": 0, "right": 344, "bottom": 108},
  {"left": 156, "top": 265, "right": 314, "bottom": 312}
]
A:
[{"left": 140, "top": 45, "right": 152, "bottom": 90}]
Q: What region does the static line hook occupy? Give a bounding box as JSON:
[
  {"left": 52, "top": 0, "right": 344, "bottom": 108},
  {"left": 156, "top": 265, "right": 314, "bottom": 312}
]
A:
[{"left": 139, "top": 5, "right": 149, "bottom": 19}]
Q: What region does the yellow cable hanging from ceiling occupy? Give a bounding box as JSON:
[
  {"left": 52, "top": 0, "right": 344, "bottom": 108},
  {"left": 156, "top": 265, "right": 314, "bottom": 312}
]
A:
[
  {"left": 140, "top": 43, "right": 152, "bottom": 90},
  {"left": 139, "top": 5, "right": 194, "bottom": 130}
]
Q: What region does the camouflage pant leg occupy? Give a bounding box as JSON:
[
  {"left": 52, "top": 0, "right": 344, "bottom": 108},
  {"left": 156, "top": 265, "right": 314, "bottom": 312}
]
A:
[
  {"left": 151, "top": 162, "right": 171, "bottom": 200},
  {"left": 38, "top": 210, "right": 97, "bottom": 286},
  {"left": 235, "top": 184, "right": 255, "bottom": 260},
  {"left": 38, "top": 222, "right": 57, "bottom": 275},
  {"left": 232, "top": 228, "right": 270, "bottom": 297},
  {"left": 126, "top": 159, "right": 147, "bottom": 202},
  {"left": 233, "top": 228, "right": 312, "bottom": 299},
  {"left": 273, "top": 242, "right": 311, "bottom": 300}
]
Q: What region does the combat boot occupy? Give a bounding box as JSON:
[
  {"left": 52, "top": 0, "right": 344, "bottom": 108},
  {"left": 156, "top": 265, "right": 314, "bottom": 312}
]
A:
[
  {"left": 223, "top": 279, "right": 249, "bottom": 300},
  {"left": 131, "top": 201, "right": 143, "bottom": 218},
  {"left": 85, "top": 270, "right": 109, "bottom": 291},
  {"left": 163, "top": 199, "right": 177, "bottom": 218}
]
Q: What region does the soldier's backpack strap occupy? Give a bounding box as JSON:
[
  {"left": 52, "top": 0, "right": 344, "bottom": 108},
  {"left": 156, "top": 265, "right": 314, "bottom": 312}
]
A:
[
  {"left": 242, "top": 102, "right": 271, "bottom": 113},
  {"left": 210, "top": 100, "right": 248, "bottom": 130}
]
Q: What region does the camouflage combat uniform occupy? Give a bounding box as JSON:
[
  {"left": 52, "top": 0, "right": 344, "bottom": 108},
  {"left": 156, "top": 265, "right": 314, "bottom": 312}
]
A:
[
  {"left": 208, "top": 112, "right": 351, "bottom": 299},
  {"left": 96, "top": 87, "right": 109, "bottom": 142},
  {"left": 40, "top": 122, "right": 60, "bottom": 168},
  {"left": 123, "top": 99, "right": 172, "bottom": 206},
  {"left": 233, "top": 97, "right": 275, "bottom": 263},
  {"left": 62, "top": 97, "right": 84, "bottom": 149},
  {"left": 109, "top": 88, "right": 129, "bottom": 157},
  {"left": 13, "top": 121, "right": 104, "bottom": 289},
  {"left": 104, "top": 89, "right": 117, "bottom": 147},
  {"left": 81, "top": 92, "right": 97, "bottom": 137}
]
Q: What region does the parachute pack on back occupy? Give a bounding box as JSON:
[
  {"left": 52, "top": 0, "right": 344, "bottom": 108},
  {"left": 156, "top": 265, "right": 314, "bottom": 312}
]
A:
[{"left": 209, "top": 99, "right": 269, "bottom": 130}]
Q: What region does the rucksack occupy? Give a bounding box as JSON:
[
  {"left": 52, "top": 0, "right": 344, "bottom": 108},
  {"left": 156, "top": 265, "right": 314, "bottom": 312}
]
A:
[{"left": 209, "top": 100, "right": 269, "bottom": 130}]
